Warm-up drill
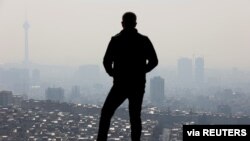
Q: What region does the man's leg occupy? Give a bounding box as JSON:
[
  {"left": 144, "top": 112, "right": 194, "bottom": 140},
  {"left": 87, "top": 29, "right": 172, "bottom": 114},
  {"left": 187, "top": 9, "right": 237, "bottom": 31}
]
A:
[
  {"left": 128, "top": 84, "right": 145, "bottom": 141},
  {"left": 97, "top": 85, "right": 127, "bottom": 141}
]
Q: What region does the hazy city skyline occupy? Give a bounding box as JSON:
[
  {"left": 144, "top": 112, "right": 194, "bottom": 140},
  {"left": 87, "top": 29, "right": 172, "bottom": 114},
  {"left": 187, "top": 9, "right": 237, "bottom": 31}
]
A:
[{"left": 1, "top": 0, "right": 250, "bottom": 70}]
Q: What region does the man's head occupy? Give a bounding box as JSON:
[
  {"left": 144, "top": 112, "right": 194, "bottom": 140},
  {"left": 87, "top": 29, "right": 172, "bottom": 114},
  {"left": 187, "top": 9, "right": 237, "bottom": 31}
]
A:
[{"left": 122, "top": 12, "right": 137, "bottom": 29}]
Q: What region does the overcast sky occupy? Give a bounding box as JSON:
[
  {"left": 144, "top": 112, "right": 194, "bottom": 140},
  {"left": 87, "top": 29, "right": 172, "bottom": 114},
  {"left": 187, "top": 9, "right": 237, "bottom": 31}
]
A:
[{"left": 0, "top": 0, "right": 250, "bottom": 70}]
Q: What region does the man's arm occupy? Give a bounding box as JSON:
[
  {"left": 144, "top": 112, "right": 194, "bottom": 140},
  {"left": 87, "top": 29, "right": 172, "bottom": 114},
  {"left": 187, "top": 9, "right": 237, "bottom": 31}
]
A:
[
  {"left": 103, "top": 37, "right": 115, "bottom": 76},
  {"left": 145, "top": 37, "right": 158, "bottom": 73}
]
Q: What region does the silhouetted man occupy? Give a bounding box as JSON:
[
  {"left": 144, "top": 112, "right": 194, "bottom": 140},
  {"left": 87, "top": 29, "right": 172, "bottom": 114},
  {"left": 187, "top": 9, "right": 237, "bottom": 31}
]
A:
[{"left": 97, "top": 12, "right": 158, "bottom": 141}]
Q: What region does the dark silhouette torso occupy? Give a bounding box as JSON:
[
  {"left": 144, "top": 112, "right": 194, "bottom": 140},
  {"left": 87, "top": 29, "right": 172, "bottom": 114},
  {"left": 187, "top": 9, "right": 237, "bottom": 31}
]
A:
[{"left": 103, "top": 28, "right": 158, "bottom": 84}]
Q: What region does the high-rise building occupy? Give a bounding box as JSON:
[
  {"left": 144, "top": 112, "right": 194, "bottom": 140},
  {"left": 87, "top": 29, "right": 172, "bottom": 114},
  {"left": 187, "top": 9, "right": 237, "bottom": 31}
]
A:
[
  {"left": 150, "top": 76, "right": 165, "bottom": 106},
  {"left": 194, "top": 57, "right": 204, "bottom": 84},
  {"left": 69, "top": 85, "right": 81, "bottom": 103},
  {"left": 45, "top": 87, "right": 64, "bottom": 102},
  {"left": 0, "top": 91, "right": 13, "bottom": 106},
  {"left": 177, "top": 57, "right": 193, "bottom": 87},
  {"left": 12, "top": 95, "right": 23, "bottom": 107},
  {"left": 71, "top": 85, "right": 80, "bottom": 97}
]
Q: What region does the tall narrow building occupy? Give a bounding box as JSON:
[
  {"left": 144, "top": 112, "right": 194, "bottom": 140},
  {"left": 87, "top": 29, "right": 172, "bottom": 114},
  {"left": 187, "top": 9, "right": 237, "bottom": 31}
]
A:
[
  {"left": 195, "top": 57, "right": 204, "bottom": 84},
  {"left": 150, "top": 76, "right": 165, "bottom": 106},
  {"left": 0, "top": 91, "right": 13, "bottom": 106}
]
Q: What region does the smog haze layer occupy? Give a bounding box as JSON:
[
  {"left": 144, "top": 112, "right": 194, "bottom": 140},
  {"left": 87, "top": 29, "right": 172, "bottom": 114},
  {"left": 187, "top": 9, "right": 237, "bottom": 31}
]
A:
[{"left": 0, "top": 0, "right": 250, "bottom": 70}]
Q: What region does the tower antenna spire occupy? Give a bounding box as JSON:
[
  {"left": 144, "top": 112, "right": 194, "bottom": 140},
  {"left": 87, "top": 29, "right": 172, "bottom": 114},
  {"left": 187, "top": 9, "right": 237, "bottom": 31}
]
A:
[{"left": 23, "top": 0, "right": 30, "bottom": 68}]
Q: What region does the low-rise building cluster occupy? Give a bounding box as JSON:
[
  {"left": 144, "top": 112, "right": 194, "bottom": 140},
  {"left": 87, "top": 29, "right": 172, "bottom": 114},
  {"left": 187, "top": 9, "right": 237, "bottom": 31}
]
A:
[
  {"left": 1, "top": 99, "right": 250, "bottom": 141},
  {"left": 0, "top": 100, "right": 157, "bottom": 141}
]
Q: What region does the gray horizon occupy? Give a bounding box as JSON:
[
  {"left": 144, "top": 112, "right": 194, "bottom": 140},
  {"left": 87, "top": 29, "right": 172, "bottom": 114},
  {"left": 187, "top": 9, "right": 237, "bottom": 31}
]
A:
[{"left": 0, "top": 0, "right": 250, "bottom": 70}]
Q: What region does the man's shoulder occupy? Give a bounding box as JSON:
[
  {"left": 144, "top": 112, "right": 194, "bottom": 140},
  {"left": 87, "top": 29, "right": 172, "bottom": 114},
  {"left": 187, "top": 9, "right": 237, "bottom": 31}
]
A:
[
  {"left": 112, "top": 32, "right": 122, "bottom": 38},
  {"left": 137, "top": 33, "right": 149, "bottom": 39},
  {"left": 137, "top": 33, "right": 150, "bottom": 43},
  {"left": 112, "top": 32, "right": 149, "bottom": 39}
]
